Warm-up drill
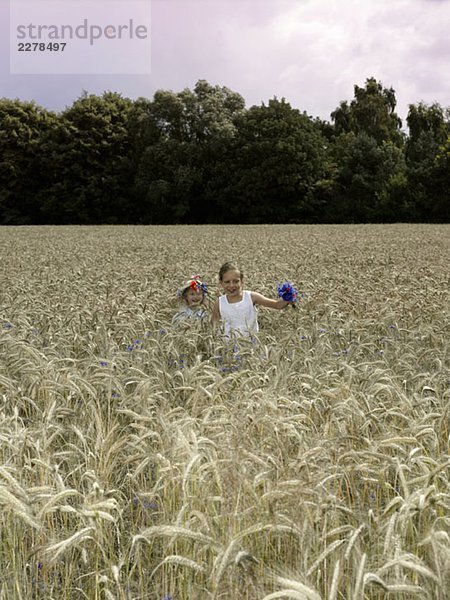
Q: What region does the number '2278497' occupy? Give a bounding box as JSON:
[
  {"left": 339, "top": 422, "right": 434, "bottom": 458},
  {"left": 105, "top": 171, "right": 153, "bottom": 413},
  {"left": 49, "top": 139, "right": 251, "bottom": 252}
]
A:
[{"left": 17, "top": 42, "right": 67, "bottom": 51}]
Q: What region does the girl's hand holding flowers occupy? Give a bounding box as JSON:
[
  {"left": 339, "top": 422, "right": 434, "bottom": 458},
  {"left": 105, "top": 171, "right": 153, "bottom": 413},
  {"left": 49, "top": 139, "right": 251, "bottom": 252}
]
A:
[{"left": 277, "top": 281, "right": 299, "bottom": 305}]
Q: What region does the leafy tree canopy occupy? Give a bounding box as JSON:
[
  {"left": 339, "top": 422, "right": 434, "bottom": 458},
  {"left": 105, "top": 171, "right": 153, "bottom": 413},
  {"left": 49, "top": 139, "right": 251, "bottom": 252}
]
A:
[{"left": 331, "top": 77, "right": 403, "bottom": 146}]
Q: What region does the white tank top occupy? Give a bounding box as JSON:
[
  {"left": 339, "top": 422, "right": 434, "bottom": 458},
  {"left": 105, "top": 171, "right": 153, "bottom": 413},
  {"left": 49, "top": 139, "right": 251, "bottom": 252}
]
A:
[{"left": 219, "top": 290, "right": 259, "bottom": 337}]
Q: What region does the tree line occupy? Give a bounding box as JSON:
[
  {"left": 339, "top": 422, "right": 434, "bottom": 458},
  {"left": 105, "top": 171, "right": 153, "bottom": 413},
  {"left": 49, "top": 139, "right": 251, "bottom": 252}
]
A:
[{"left": 0, "top": 77, "right": 449, "bottom": 224}]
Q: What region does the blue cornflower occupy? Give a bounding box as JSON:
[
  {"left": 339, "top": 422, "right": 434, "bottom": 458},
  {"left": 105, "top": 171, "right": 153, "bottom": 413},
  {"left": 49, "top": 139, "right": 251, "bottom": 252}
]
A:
[
  {"left": 99, "top": 361, "right": 108, "bottom": 367},
  {"left": 277, "top": 282, "right": 298, "bottom": 303},
  {"left": 3, "top": 323, "right": 13, "bottom": 330},
  {"left": 126, "top": 339, "right": 141, "bottom": 352},
  {"left": 133, "top": 496, "right": 158, "bottom": 509}
]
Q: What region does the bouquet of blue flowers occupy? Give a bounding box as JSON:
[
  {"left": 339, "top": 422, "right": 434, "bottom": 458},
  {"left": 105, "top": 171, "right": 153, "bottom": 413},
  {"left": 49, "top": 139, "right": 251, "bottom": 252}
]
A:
[{"left": 277, "top": 281, "right": 299, "bottom": 303}]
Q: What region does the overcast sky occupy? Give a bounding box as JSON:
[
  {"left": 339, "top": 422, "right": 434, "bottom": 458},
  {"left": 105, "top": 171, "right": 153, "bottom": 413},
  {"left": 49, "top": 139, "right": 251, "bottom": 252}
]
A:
[{"left": 1, "top": 0, "right": 449, "bottom": 126}]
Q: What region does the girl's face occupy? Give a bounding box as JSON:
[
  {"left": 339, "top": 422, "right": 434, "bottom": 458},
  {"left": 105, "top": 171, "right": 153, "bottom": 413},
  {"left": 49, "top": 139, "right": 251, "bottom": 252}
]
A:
[
  {"left": 220, "top": 269, "right": 243, "bottom": 299},
  {"left": 184, "top": 287, "right": 204, "bottom": 306}
]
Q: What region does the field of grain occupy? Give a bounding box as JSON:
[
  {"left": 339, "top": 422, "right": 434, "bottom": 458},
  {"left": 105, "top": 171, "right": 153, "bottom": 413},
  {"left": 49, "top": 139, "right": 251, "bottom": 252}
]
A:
[{"left": 0, "top": 224, "right": 449, "bottom": 600}]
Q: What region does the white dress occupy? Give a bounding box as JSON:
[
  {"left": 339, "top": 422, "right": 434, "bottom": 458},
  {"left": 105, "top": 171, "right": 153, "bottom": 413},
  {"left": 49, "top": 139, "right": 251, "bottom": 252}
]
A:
[{"left": 219, "top": 290, "right": 258, "bottom": 338}]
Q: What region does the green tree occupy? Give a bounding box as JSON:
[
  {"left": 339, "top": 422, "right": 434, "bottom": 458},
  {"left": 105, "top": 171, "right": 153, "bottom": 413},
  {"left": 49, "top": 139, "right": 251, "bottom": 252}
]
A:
[
  {"left": 211, "top": 98, "right": 328, "bottom": 223},
  {"left": 328, "top": 78, "right": 406, "bottom": 221},
  {"left": 131, "top": 80, "right": 246, "bottom": 223},
  {"left": 41, "top": 91, "right": 134, "bottom": 224},
  {"left": 428, "top": 134, "right": 450, "bottom": 221},
  {"left": 0, "top": 99, "right": 58, "bottom": 224},
  {"left": 331, "top": 77, "right": 403, "bottom": 146},
  {"left": 327, "top": 132, "right": 406, "bottom": 222},
  {"left": 404, "top": 102, "right": 449, "bottom": 220}
]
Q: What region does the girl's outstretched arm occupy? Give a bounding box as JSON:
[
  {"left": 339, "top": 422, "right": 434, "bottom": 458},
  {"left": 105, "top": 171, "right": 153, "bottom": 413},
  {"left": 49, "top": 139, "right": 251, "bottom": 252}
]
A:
[{"left": 251, "top": 292, "right": 290, "bottom": 310}]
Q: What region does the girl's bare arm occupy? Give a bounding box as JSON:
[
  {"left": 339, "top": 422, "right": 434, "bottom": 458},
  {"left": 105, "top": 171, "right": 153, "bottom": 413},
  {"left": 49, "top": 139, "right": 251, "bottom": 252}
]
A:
[
  {"left": 251, "top": 292, "right": 290, "bottom": 309},
  {"left": 211, "top": 299, "right": 221, "bottom": 323}
]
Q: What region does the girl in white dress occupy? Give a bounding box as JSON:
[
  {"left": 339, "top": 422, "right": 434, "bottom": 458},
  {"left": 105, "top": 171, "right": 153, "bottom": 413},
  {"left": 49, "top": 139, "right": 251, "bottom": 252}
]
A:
[{"left": 211, "top": 262, "right": 296, "bottom": 338}]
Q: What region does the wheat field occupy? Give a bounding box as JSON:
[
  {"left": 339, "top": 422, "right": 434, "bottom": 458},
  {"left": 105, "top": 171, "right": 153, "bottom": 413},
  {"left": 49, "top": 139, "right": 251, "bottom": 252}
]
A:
[{"left": 0, "top": 224, "right": 449, "bottom": 600}]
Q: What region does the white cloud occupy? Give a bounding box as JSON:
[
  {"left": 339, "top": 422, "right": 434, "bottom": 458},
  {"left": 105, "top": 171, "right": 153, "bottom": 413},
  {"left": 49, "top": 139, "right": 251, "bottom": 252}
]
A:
[{"left": 0, "top": 0, "right": 449, "bottom": 122}]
